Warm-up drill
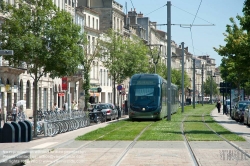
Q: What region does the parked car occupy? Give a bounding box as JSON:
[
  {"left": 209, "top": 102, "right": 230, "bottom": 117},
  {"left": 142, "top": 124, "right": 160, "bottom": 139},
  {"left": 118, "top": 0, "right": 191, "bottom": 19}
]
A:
[
  {"left": 88, "top": 104, "right": 96, "bottom": 112},
  {"left": 232, "top": 101, "right": 250, "bottom": 122},
  {"left": 93, "top": 103, "right": 118, "bottom": 120},
  {"left": 243, "top": 104, "right": 250, "bottom": 126},
  {"left": 106, "top": 103, "right": 119, "bottom": 119}
]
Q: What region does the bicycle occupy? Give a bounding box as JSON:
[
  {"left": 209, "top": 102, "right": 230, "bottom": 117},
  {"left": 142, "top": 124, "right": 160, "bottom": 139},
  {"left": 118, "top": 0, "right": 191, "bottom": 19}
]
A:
[{"left": 17, "top": 112, "right": 26, "bottom": 122}]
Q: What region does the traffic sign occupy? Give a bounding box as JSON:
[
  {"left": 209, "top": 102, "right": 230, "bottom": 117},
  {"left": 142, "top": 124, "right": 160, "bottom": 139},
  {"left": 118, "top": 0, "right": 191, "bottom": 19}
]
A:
[
  {"left": 117, "top": 85, "right": 122, "bottom": 90},
  {"left": 220, "top": 88, "right": 225, "bottom": 93},
  {"left": 220, "top": 82, "right": 231, "bottom": 88},
  {"left": 219, "top": 88, "right": 231, "bottom": 93},
  {"left": 0, "top": 50, "right": 14, "bottom": 55}
]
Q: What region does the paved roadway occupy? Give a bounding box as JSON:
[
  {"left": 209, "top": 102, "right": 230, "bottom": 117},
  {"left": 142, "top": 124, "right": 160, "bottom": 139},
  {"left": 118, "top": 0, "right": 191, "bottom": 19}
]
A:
[{"left": 0, "top": 108, "right": 250, "bottom": 166}]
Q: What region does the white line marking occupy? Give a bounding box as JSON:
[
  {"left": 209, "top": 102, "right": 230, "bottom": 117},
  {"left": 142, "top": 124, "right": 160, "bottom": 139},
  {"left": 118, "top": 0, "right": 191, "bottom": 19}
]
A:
[{"left": 30, "top": 142, "right": 57, "bottom": 149}]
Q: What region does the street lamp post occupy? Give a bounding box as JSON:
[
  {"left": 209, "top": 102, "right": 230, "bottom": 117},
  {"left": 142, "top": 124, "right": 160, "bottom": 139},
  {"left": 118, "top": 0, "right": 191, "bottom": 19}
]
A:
[{"left": 210, "top": 71, "right": 216, "bottom": 104}]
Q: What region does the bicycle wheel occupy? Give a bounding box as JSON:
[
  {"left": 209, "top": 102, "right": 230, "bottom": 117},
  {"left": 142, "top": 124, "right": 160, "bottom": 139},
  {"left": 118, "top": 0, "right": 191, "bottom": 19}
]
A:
[
  {"left": 46, "top": 122, "right": 54, "bottom": 137},
  {"left": 61, "top": 120, "right": 69, "bottom": 133}
]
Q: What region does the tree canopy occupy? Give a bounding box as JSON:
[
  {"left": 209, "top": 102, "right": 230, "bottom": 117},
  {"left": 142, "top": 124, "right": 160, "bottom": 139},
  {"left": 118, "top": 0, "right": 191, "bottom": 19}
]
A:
[
  {"left": 0, "top": 0, "right": 84, "bottom": 136},
  {"left": 99, "top": 29, "right": 149, "bottom": 104},
  {"left": 213, "top": 0, "right": 250, "bottom": 94}
]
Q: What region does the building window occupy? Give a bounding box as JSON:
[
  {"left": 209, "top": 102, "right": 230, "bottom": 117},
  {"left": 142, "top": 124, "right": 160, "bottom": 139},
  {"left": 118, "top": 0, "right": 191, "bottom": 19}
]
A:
[
  {"left": 26, "top": 81, "right": 30, "bottom": 109},
  {"left": 93, "top": 61, "right": 95, "bottom": 79},
  {"left": 120, "top": 20, "right": 122, "bottom": 31},
  {"left": 92, "top": 37, "right": 95, "bottom": 54},
  {"left": 96, "top": 19, "right": 98, "bottom": 30},
  {"left": 92, "top": 17, "right": 94, "bottom": 28},
  {"left": 100, "top": 69, "right": 103, "bottom": 85},
  {"left": 117, "top": 18, "right": 119, "bottom": 31},
  {"left": 88, "top": 36, "right": 90, "bottom": 54},
  {"left": 88, "top": 16, "right": 90, "bottom": 27}
]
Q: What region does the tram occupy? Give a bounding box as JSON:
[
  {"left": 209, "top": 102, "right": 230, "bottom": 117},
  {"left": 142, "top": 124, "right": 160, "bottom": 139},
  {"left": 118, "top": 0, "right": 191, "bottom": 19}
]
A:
[{"left": 128, "top": 73, "right": 179, "bottom": 120}]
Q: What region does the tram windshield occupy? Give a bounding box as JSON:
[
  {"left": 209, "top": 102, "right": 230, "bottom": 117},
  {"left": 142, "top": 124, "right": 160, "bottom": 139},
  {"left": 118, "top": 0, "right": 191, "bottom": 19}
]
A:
[{"left": 129, "top": 85, "right": 160, "bottom": 106}]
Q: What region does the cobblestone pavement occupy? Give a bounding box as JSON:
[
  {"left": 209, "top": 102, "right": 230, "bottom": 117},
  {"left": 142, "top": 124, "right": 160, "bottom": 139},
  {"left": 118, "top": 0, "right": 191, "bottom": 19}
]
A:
[{"left": 1, "top": 109, "right": 250, "bottom": 166}]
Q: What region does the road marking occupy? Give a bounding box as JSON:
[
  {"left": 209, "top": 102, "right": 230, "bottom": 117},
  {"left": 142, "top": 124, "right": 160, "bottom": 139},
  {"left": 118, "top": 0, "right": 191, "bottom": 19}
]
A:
[{"left": 30, "top": 142, "right": 57, "bottom": 149}]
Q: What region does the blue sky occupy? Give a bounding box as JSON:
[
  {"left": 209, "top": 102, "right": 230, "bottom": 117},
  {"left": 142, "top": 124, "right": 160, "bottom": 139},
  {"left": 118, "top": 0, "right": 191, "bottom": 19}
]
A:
[{"left": 115, "top": 0, "right": 245, "bottom": 67}]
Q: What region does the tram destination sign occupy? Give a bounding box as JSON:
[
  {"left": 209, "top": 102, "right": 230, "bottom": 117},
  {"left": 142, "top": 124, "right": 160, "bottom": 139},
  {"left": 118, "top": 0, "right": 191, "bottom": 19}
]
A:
[{"left": 136, "top": 80, "right": 156, "bottom": 85}]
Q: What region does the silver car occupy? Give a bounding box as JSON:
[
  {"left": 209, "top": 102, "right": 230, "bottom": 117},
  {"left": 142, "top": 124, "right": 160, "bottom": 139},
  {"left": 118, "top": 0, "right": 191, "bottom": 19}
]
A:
[
  {"left": 244, "top": 105, "right": 250, "bottom": 126},
  {"left": 93, "top": 103, "right": 118, "bottom": 120}
]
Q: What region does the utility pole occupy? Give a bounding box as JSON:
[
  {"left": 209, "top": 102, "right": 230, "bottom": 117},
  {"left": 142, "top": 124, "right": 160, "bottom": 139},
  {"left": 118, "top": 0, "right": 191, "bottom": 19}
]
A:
[
  {"left": 181, "top": 42, "right": 184, "bottom": 113},
  {"left": 201, "top": 64, "right": 204, "bottom": 106},
  {"left": 167, "top": 1, "right": 172, "bottom": 120},
  {"left": 210, "top": 71, "right": 213, "bottom": 104},
  {"left": 193, "top": 58, "right": 195, "bottom": 108}
]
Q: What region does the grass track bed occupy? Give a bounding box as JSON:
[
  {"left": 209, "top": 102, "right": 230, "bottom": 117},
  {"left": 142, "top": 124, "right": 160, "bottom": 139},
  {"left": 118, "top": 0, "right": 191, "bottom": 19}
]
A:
[{"left": 75, "top": 104, "right": 246, "bottom": 141}]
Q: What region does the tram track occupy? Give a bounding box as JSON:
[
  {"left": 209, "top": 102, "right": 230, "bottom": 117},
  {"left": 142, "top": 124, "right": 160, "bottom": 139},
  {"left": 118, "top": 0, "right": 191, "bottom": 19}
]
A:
[
  {"left": 181, "top": 112, "right": 250, "bottom": 166},
  {"left": 202, "top": 113, "right": 250, "bottom": 159},
  {"left": 39, "top": 121, "right": 130, "bottom": 166},
  {"left": 44, "top": 121, "right": 154, "bottom": 166},
  {"left": 112, "top": 122, "right": 154, "bottom": 166},
  {"left": 181, "top": 115, "right": 200, "bottom": 166}
]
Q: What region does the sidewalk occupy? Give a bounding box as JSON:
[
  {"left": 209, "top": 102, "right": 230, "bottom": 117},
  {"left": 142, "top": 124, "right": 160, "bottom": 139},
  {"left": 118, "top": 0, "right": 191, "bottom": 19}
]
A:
[
  {"left": 211, "top": 108, "right": 250, "bottom": 142},
  {"left": 0, "top": 110, "right": 250, "bottom": 166}
]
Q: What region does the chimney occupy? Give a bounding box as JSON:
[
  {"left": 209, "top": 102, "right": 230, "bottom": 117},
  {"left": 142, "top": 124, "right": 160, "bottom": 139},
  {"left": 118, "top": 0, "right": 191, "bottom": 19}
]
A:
[
  {"left": 185, "top": 47, "right": 188, "bottom": 52},
  {"left": 87, "top": 0, "right": 90, "bottom": 8},
  {"left": 138, "top": 12, "right": 143, "bottom": 18}
]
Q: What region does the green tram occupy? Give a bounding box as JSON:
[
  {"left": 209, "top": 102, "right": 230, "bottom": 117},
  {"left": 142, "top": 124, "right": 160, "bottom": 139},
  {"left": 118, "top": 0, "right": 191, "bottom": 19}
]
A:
[{"left": 128, "top": 73, "right": 179, "bottom": 120}]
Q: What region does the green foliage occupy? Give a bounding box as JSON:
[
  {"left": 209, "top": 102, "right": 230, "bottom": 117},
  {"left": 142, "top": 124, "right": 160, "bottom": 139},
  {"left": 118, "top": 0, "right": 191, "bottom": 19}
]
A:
[
  {"left": 0, "top": 0, "right": 84, "bottom": 136},
  {"left": 99, "top": 29, "right": 149, "bottom": 104},
  {"left": 0, "top": 0, "right": 84, "bottom": 77},
  {"left": 214, "top": 3, "right": 250, "bottom": 93},
  {"left": 203, "top": 76, "right": 218, "bottom": 96}
]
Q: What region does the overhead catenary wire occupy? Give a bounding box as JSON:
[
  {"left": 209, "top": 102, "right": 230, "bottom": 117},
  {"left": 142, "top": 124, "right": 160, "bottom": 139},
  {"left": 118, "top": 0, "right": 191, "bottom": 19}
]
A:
[
  {"left": 189, "top": 0, "right": 203, "bottom": 56},
  {"left": 172, "top": 3, "right": 213, "bottom": 25},
  {"left": 129, "top": 0, "right": 135, "bottom": 10},
  {"left": 145, "top": 4, "right": 167, "bottom": 16}
]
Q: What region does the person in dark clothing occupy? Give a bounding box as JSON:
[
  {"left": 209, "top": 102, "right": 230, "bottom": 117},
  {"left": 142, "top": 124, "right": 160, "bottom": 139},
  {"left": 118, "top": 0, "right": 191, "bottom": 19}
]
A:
[{"left": 216, "top": 100, "right": 221, "bottom": 113}]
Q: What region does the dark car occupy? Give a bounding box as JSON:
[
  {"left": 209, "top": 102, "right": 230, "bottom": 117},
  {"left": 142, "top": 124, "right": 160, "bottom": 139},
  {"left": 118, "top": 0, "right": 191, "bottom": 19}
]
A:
[
  {"left": 233, "top": 101, "right": 250, "bottom": 122},
  {"left": 93, "top": 103, "right": 118, "bottom": 120}
]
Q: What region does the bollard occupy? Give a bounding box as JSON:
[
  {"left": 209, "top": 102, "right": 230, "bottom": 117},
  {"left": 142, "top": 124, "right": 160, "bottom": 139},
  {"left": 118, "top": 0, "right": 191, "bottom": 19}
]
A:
[
  {"left": 11, "top": 122, "right": 21, "bottom": 142},
  {"left": 24, "top": 120, "right": 33, "bottom": 141},
  {"left": 2, "top": 123, "right": 15, "bottom": 143},
  {"left": 0, "top": 127, "right": 3, "bottom": 143},
  {"left": 18, "top": 121, "right": 28, "bottom": 142}
]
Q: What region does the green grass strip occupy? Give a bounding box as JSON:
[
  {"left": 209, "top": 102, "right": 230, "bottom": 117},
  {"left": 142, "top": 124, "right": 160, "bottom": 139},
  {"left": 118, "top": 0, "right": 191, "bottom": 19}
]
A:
[{"left": 75, "top": 104, "right": 246, "bottom": 141}]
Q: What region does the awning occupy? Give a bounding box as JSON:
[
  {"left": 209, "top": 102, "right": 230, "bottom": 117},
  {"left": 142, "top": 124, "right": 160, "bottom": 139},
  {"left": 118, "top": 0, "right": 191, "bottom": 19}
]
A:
[{"left": 90, "top": 93, "right": 100, "bottom": 97}]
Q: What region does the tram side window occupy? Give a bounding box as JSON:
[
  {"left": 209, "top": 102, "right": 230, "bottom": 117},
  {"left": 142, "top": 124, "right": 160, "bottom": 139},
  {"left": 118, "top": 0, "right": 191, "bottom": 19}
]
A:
[{"left": 162, "top": 83, "right": 167, "bottom": 106}]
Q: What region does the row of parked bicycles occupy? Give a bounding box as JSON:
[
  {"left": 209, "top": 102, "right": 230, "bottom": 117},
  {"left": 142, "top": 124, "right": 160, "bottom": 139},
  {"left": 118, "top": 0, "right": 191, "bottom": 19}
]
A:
[{"left": 13, "top": 107, "right": 115, "bottom": 137}]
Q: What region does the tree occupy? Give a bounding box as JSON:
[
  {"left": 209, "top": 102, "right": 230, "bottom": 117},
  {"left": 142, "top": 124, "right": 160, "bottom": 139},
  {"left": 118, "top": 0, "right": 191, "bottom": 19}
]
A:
[
  {"left": 99, "top": 29, "right": 149, "bottom": 104},
  {"left": 80, "top": 33, "right": 100, "bottom": 110},
  {"left": 214, "top": 17, "right": 249, "bottom": 92},
  {"left": 203, "top": 76, "right": 218, "bottom": 98},
  {"left": 0, "top": 0, "right": 84, "bottom": 136}
]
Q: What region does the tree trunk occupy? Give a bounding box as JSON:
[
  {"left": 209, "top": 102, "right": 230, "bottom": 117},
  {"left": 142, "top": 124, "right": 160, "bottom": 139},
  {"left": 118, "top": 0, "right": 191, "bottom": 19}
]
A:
[
  {"left": 113, "top": 76, "right": 116, "bottom": 105},
  {"left": 33, "top": 73, "right": 38, "bottom": 137}
]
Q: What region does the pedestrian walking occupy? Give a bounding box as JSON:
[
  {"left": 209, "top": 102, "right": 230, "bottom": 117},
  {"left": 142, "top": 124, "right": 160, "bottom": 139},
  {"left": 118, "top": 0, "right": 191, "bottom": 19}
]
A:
[
  {"left": 216, "top": 100, "right": 221, "bottom": 113},
  {"left": 52, "top": 102, "right": 58, "bottom": 111},
  {"left": 63, "top": 101, "right": 68, "bottom": 111},
  {"left": 11, "top": 103, "right": 18, "bottom": 121}
]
